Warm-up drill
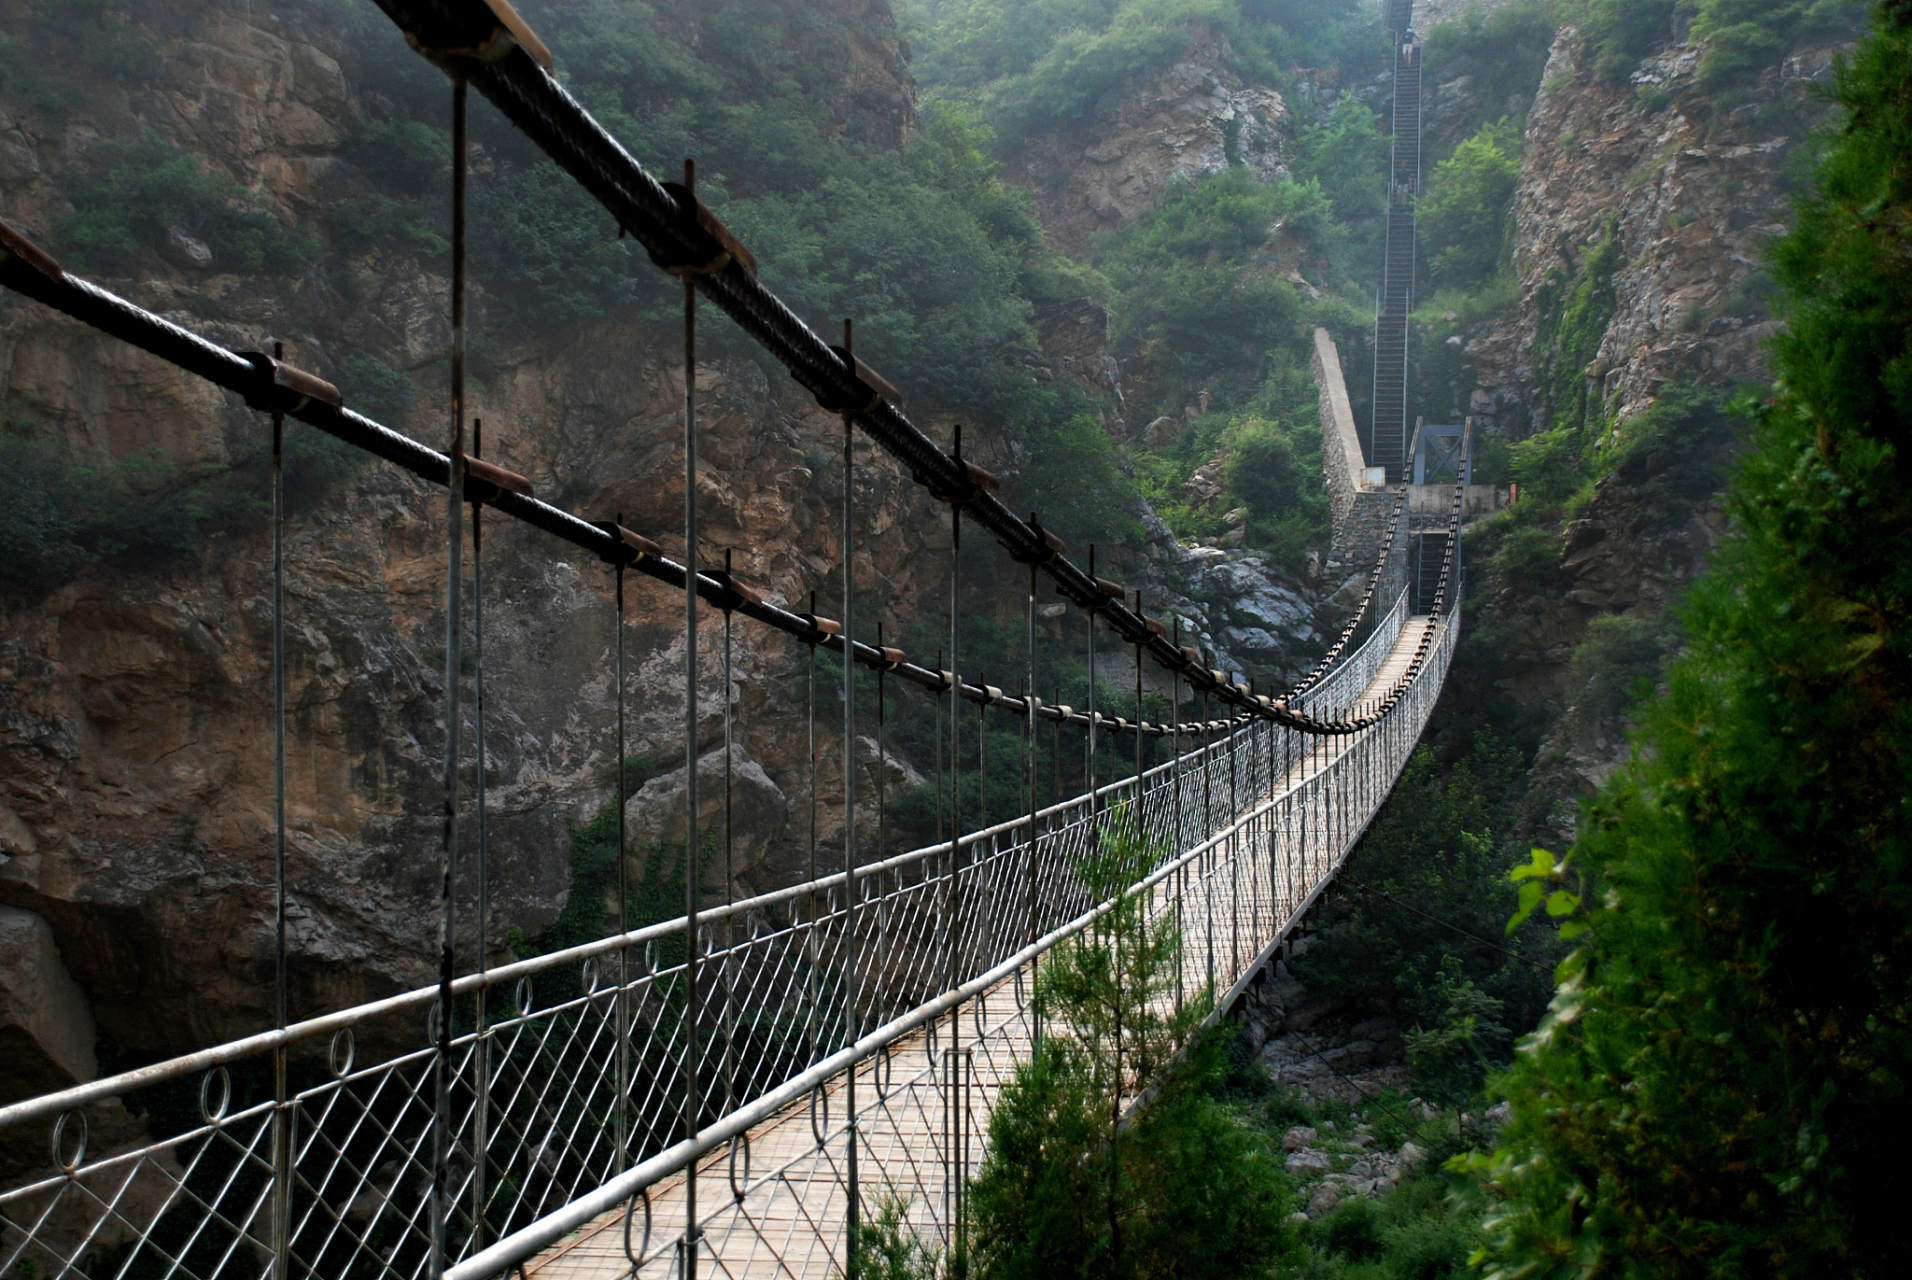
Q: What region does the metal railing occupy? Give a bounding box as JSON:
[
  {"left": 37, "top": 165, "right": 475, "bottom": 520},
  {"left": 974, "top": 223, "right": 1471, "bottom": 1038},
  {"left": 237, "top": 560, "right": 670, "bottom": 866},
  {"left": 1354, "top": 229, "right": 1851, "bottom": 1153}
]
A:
[{"left": 0, "top": 571, "right": 1456, "bottom": 1280}]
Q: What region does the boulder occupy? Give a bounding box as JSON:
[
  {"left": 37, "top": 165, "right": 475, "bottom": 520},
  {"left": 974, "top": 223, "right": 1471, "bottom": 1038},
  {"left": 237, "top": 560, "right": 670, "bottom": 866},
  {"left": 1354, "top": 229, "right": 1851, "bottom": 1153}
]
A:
[
  {"left": 0, "top": 905, "right": 98, "bottom": 1105},
  {"left": 624, "top": 745, "right": 789, "bottom": 887},
  {"left": 1306, "top": 1182, "right": 1342, "bottom": 1217},
  {"left": 164, "top": 224, "right": 214, "bottom": 269},
  {"left": 1281, "top": 1125, "right": 1317, "bottom": 1152},
  {"left": 1284, "top": 1148, "right": 1332, "bottom": 1176}
]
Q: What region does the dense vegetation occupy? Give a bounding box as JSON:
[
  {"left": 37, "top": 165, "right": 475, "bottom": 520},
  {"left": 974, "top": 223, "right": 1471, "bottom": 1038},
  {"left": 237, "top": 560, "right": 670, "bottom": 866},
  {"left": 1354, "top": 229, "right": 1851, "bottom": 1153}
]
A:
[
  {"left": 1461, "top": 4, "right": 1912, "bottom": 1274},
  {"left": 966, "top": 832, "right": 1297, "bottom": 1279}
]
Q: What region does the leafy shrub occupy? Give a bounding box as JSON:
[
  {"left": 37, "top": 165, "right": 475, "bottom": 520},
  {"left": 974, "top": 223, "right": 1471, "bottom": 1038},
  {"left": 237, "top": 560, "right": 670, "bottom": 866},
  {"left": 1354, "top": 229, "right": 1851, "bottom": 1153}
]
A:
[
  {"left": 1598, "top": 381, "right": 1741, "bottom": 507},
  {"left": 1015, "top": 406, "right": 1142, "bottom": 548},
  {"left": 1504, "top": 426, "right": 1582, "bottom": 504},
  {"left": 327, "top": 192, "right": 448, "bottom": 258},
  {"left": 1288, "top": 736, "right": 1554, "bottom": 1091},
  {"left": 1690, "top": 0, "right": 1865, "bottom": 91},
  {"left": 1468, "top": 9, "right": 1912, "bottom": 1271},
  {"left": 915, "top": 0, "right": 1294, "bottom": 147},
  {"left": 52, "top": 140, "right": 317, "bottom": 276},
  {"left": 1101, "top": 168, "right": 1318, "bottom": 408},
  {"left": 1227, "top": 417, "right": 1308, "bottom": 517},
  {"left": 0, "top": 429, "right": 248, "bottom": 592},
  {"left": 1422, "top": 1, "right": 1557, "bottom": 142},
  {"left": 1419, "top": 120, "right": 1523, "bottom": 288},
  {"left": 1295, "top": 96, "right": 1390, "bottom": 223},
  {"left": 1317, "top": 1194, "right": 1386, "bottom": 1261},
  {"left": 969, "top": 832, "right": 1299, "bottom": 1279},
  {"left": 335, "top": 354, "right": 417, "bottom": 428},
  {"left": 1564, "top": 612, "right": 1678, "bottom": 727},
  {"left": 340, "top": 120, "right": 448, "bottom": 198},
  {"left": 469, "top": 158, "right": 658, "bottom": 327},
  {"left": 1572, "top": 0, "right": 1675, "bottom": 85},
  {"left": 1489, "top": 523, "right": 1564, "bottom": 592}
]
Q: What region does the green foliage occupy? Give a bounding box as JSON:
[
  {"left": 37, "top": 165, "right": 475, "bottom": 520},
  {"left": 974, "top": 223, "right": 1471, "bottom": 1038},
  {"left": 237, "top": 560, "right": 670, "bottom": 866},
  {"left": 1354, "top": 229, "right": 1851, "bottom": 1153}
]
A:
[
  {"left": 469, "top": 158, "right": 660, "bottom": 327},
  {"left": 1571, "top": 0, "right": 1676, "bottom": 85},
  {"left": 1689, "top": 0, "right": 1865, "bottom": 91},
  {"left": 1295, "top": 96, "right": 1392, "bottom": 224},
  {"left": 1402, "top": 955, "right": 1512, "bottom": 1101},
  {"left": 1225, "top": 413, "right": 1331, "bottom": 561},
  {"left": 969, "top": 830, "right": 1298, "bottom": 1278},
  {"left": 340, "top": 120, "right": 449, "bottom": 198},
  {"left": 1467, "top": 7, "right": 1912, "bottom": 1273},
  {"left": 1532, "top": 219, "right": 1623, "bottom": 440},
  {"left": 1015, "top": 406, "right": 1143, "bottom": 547},
  {"left": 1422, "top": 2, "right": 1558, "bottom": 145},
  {"left": 335, "top": 354, "right": 417, "bottom": 427},
  {"left": 914, "top": 0, "right": 1300, "bottom": 148},
  {"left": 1100, "top": 168, "right": 1322, "bottom": 410},
  {"left": 0, "top": 444, "right": 197, "bottom": 590},
  {"left": 1599, "top": 381, "right": 1742, "bottom": 510},
  {"left": 1319, "top": 1194, "right": 1387, "bottom": 1261},
  {"left": 1288, "top": 734, "right": 1555, "bottom": 1103},
  {"left": 1420, "top": 121, "right": 1523, "bottom": 289},
  {"left": 1488, "top": 522, "right": 1565, "bottom": 592},
  {"left": 849, "top": 1196, "right": 941, "bottom": 1280},
  {"left": 51, "top": 139, "right": 317, "bottom": 276}
]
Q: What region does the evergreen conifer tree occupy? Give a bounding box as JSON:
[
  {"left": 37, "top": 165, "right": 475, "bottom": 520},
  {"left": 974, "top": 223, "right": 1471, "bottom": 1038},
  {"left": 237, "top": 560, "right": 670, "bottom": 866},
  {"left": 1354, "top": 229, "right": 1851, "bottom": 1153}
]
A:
[{"left": 1468, "top": 4, "right": 1912, "bottom": 1274}]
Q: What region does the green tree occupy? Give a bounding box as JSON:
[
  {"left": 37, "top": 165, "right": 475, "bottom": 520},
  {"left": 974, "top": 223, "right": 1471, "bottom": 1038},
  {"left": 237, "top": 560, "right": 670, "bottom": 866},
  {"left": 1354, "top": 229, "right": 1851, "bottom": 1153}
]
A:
[
  {"left": 969, "top": 829, "right": 1298, "bottom": 1279},
  {"left": 1572, "top": 0, "right": 1675, "bottom": 85},
  {"left": 52, "top": 139, "right": 316, "bottom": 276},
  {"left": 1466, "top": 5, "right": 1912, "bottom": 1274},
  {"left": 1296, "top": 96, "right": 1391, "bottom": 223},
  {"left": 1690, "top": 0, "right": 1865, "bottom": 90},
  {"left": 1419, "top": 120, "right": 1522, "bottom": 288}
]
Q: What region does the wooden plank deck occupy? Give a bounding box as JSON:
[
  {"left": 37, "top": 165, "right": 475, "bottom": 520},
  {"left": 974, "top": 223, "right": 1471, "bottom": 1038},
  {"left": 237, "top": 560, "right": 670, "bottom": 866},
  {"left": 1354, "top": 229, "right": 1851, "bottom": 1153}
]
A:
[{"left": 521, "top": 617, "right": 1435, "bottom": 1278}]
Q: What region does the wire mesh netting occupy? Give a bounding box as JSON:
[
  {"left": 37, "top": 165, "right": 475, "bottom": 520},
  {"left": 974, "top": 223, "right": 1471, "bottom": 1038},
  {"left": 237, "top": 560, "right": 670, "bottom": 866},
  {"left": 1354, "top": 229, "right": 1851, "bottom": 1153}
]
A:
[{"left": 0, "top": 591, "right": 1455, "bottom": 1280}]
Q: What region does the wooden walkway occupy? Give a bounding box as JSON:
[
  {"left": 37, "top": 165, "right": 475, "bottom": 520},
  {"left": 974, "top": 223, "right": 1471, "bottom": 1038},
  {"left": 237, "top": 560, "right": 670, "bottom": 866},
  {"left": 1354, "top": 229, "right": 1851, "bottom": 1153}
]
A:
[{"left": 523, "top": 617, "right": 1434, "bottom": 1278}]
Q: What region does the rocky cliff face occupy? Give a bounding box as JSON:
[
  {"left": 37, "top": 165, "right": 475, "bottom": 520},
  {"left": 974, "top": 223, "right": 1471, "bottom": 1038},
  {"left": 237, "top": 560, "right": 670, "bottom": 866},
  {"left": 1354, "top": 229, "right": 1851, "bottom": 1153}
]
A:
[
  {"left": 0, "top": 0, "right": 1331, "bottom": 1087},
  {"left": 0, "top": 0, "right": 954, "bottom": 1071},
  {"left": 1000, "top": 27, "right": 1289, "bottom": 258},
  {"left": 1430, "top": 22, "right": 1846, "bottom": 833}
]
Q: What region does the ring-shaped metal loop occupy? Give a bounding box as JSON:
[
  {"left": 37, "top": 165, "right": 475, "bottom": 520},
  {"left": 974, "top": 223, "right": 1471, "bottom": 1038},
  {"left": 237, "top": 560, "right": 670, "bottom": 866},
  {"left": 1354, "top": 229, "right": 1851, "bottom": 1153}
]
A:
[
  {"left": 425, "top": 1000, "right": 442, "bottom": 1044},
  {"left": 51, "top": 1108, "right": 87, "bottom": 1173},
  {"left": 515, "top": 976, "right": 535, "bottom": 1016},
  {"left": 876, "top": 1046, "right": 893, "bottom": 1102},
  {"left": 728, "top": 1132, "right": 751, "bottom": 1202},
  {"left": 329, "top": 1027, "right": 357, "bottom": 1079},
  {"left": 580, "top": 956, "right": 599, "bottom": 1002},
  {"left": 809, "top": 1084, "right": 830, "bottom": 1145},
  {"left": 925, "top": 1018, "right": 938, "bottom": 1064},
  {"left": 974, "top": 994, "right": 987, "bottom": 1039},
  {"left": 199, "top": 1066, "right": 232, "bottom": 1125},
  {"left": 643, "top": 939, "right": 657, "bottom": 973},
  {"left": 1013, "top": 967, "right": 1026, "bottom": 1011},
  {"left": 622, "top": 1186, "right": 651, "bottom": 1266}
]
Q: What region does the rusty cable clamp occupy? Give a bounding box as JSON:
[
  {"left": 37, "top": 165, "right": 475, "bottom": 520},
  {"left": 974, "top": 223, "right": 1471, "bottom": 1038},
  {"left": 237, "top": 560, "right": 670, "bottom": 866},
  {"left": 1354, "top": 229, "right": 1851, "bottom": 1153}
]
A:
[
  {"left": 875, "top": 645, "right": 908, "bottom": 671},
  {"left": 463, "top": 456, "right": 533, "bottom": 504},
  {"left": 801, "top": 612, "right": 842, "bottom": 644},
  {"left": 706, "top": 567, "right": 764, "bottom": 613},
  {"left": 590, "top": 523, "right": 664, "bottom": 567},
  {"left": 238, "top": 352, "right": 342, "bottom": 416},
  {"left": 1085, "top": 576, "right": 1125, "bottom": 610},
  {"left": 1012, "top": 515, "right": 1068, "bottom": 565},
  {"left": 795, "top": 345, "right": 896, "bottom": 416},
  {"left": 0, "top": 219, "right": 63, "bottom": 282},
  {"left": 402, "top": 0, "right": 552, "bottom": 70},
  {"left": 645, "top": 161, "right": 758, "bottom": 280}
]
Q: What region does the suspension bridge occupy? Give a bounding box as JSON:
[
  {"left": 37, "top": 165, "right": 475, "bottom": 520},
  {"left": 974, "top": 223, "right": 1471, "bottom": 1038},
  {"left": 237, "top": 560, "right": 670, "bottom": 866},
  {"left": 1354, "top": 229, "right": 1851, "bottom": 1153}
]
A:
[{"left": 0, "top": 1, "right": 1454, "bottom": 1276}]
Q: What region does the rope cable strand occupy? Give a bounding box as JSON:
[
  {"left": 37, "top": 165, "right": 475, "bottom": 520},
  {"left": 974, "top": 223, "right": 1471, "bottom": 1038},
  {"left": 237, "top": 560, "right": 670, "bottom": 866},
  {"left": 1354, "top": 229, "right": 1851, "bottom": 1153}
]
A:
[
  {"left": 1, "top": 202, "right": 1462, "bottom": 739},
  {"left": 348, "top": 0, "right": 1434, "bottom": 729}
]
